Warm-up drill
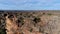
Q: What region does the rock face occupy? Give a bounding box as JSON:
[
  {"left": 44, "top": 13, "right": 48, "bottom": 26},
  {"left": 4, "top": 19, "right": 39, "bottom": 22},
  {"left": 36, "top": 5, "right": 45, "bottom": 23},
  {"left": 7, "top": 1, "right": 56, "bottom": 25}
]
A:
[{"left": 0, "top": 11, "right": 60, "bottom": 34}]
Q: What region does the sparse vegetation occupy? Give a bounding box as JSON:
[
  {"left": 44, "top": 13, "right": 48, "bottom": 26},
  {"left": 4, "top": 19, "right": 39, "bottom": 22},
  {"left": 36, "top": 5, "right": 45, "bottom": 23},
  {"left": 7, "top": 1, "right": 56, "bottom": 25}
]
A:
[
  {"left": 39, "top": 27, "right": 44, "bottom": 33},
  {"left": 0, "top": 28, "right": 6, "bottom": 34},
  {"left": 0, "top": 18, "right": 6, "bottom": 34},
  {"left": 33, "top": 17, "right": 41, "bottom": 23},
  {"left": 17, "top": 17, "right": 24, "bottom": 27},
  {"left": 0, "top": 11, "right": 60, "bottom": 34},
  {"left": 43, "top": 12, "right": 45, "bottom": 15},
  {"left": 4, "top": 14, "right": 7, "bottom": 17},
  {"left": 29, "top": 28, "right": 33, "bottom": 32},
  {"left": 8, "top": 14, "right": 14, "bottom": 18},
  {"left": 48, "top": 13, "right": 52, "bottom": 16}
]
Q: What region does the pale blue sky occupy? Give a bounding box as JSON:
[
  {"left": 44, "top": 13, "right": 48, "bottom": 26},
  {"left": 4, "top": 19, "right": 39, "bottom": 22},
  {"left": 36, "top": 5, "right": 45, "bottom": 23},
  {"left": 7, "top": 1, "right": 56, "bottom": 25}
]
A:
[{"left": 0, "top": 0, "right": 60, "bottom": 10}]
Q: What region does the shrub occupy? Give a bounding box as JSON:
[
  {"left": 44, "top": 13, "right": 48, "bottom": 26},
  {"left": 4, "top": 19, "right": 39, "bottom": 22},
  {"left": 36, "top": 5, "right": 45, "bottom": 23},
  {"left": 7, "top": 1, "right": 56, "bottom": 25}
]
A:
[
  {"left": 48, "top": 13, "right": 52, "bottom": 16},
  {"left": 29, "top": 28, "right": 33, "bottom": 32},
  {"left": 33, "top": 17, "right": 41, "bottom": 23},
  {"left": 0, "top": 28, "right": 6, "bottom": 34},
  {"left": 17, "top": 17, "right": 24, "bottom": 27}
]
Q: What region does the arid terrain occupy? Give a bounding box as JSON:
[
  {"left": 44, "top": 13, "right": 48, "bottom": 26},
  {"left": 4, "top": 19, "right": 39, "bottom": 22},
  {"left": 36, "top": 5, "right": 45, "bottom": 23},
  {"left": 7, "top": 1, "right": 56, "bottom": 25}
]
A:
[{"left": 0, "top": 10, "right": 60, "bottom": 34}]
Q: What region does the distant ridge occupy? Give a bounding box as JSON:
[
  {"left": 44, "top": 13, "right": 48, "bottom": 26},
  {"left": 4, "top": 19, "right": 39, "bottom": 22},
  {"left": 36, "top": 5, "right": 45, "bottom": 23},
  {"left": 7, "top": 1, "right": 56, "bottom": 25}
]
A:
[{"left": 0, "top": 10, "right": 60, "bottom": 12}]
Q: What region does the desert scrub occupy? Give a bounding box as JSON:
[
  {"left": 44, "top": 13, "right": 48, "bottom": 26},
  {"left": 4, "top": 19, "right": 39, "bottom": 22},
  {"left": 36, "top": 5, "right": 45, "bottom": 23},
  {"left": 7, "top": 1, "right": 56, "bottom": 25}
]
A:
[
  {"left": 8, "top": 14, "right": 14, "bottom": 18},
  {"left": 17, "top": 17, "right": 24, "bottom": 27},
  {"left": 29, "top": 28, "right": 33, "bottom": 32},
  {"left": 43, "top": 12, "right": 45, "bottom": 15},
  {"left": 32, "top": 12, "right": 35, "bottom": 14},
  {"left": 3, "top": 13, "right": 7, "bottom": 17},
  {"left": 0, "top": 17, "right": 6, "bottom": 34},
  {"left": 20, "top": 13, "right": 23, "bottom": 15},
  {"left": 20, "top": 32, "right": 24, "bottom": 34},
  {"left": 39, "top": 27, "right": 44, "bottom": 33},
  {"left": 33, "top": 17, "right": 41, "bottom": 27},
  {"left": 47, "top": 13, "right": 52, "bottom": 16},
  {"left": 0, "top": 19, "right": 6, "bottom": 34},
  {"left": 23, "top": 13, "right": 32, "bottom": 18},
  {"left": 0, "top": 28, "right": 6, "bottom": 34},
  {"left": 33, "top": 17, "right": 41, "bottom": 23}
]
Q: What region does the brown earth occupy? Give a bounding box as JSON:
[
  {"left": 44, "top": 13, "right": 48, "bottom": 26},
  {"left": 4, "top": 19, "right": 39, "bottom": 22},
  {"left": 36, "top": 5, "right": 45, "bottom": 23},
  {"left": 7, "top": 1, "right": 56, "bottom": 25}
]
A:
[{"left": 0, "top": 11, "right": 60, "bottom": 34}]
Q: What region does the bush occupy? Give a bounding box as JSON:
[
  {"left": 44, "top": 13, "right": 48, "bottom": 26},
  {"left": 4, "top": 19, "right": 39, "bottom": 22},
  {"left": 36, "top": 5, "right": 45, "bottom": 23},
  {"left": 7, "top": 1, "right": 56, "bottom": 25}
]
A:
[
  {"left": 17, "top": 17, "right": 24, "bottom": 27},
  {"left": 33, "top": 17, "right": 41, "bottom": 23},
  {"left": 29, "top": 28, "right": 33, "bottom": 32},
  {"left": 48, "top": 13, "right": 52, "bottom": 16},
  {"left": 0, "top": 28, "right": 6, "bottom": 34},
  {"left": 0, "top": 19, "right": 6, "bottom": 34}
]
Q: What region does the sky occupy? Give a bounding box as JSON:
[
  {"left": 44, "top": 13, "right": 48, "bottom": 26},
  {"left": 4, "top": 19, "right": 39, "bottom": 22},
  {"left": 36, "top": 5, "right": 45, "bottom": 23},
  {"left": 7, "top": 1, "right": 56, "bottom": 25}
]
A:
[{"left": 0, "top": 0, "right": 60, "bottom": 10}]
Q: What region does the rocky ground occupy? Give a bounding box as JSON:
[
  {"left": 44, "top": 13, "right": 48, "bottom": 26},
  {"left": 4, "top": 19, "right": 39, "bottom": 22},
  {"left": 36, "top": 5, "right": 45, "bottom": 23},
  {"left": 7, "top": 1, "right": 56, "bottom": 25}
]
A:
[{"left": 0, "top": 11, "right": 60, "bottom": 34}]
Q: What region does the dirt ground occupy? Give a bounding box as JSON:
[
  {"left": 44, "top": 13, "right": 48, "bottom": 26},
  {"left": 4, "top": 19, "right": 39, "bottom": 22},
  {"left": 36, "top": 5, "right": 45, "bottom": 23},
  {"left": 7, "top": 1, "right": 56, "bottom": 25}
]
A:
[{"left": 0, "top": 11, "right": 60, "bottom": 34}]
